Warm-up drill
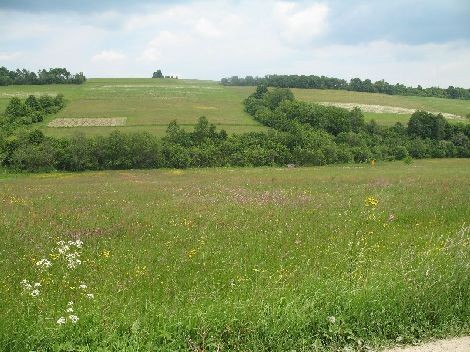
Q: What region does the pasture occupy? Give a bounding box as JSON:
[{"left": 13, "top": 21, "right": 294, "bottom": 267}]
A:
[
  {"left": 1, "top": 159, "right": 469, "bottom": 350},
  {"left": 0, "top": 79, "right": 468, "bottom": 137}
]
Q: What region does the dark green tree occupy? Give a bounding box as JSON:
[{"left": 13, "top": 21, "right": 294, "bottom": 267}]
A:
[{"left": 152, "top": 70, "right": 164, "bottom": 78}]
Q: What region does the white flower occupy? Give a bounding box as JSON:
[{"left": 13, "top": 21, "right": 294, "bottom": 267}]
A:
[
  {"left": 327, "top": 316, "right": 336, "bottom": 324},
  {"left": 34, "top": 282, "right": 41, "bottom": 288},
  {"left": 79, "top": 284, "right": 87, "bottom": 290},
  {"left": 66, "top": 252, "right": 81, "bottom": 269},
  {"left": 31, "top": 289, "right": 40, "bottom": 297},
  {"left": 86, "top": 293, "right": 94, "bottom": 299},
  {"left": 36, "top": 259, "right": 52, "bottom": 270},
  {"left": 67, "top": 301, "right": 74, "bottom": 306},
  {"left": 20, "top": 279, "right": 32, "bottom": 290},
  {"left": 66, "top": 307, "right": 74, "bottom": 313},
  {"left": 57, "top": 317, "right": 66, "bottom": 325},
  {"left": 74, "top": 240, "right": 83, "bottom": 248},
  {"left": 58, "top": 244, "right": 70, "bottom": 254},
  {"left": 69, "top": 315, "right": 79, "bottom": 324}
]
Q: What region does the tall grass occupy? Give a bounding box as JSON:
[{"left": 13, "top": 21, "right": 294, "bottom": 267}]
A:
[{"left": 1, "top": 159, "right": 469, "bottom": 351}]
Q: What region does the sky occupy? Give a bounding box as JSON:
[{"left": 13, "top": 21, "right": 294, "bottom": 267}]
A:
[{"left": 1, "top": 0, "right": 469, "bottom": 87}]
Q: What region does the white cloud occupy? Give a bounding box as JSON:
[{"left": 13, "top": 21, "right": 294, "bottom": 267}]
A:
[
  {"left": 138, "top": 47, "right": 161, "bottom": 62},
  {"left": 289, "top": 40, "right": 470, "bottom": 88},
  {"left": 0, "top": 52, "right": 21, "bottom": 61},
  {"left": 194, "top": 18, "right": 223, "bottom": 38},
  {"left": 274, "top": 1, "right": 329, "bottom": 45},
  {"left": 91, "top": 50, "right": 127, "bottom": 63},
  {"left": 0, "top": 1, "right": 469, "bottom": 86}
]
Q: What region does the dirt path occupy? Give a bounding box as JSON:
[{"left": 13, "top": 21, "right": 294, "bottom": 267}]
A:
[{"left": 382, "top": 336, "right": 470, "bottom": 352}]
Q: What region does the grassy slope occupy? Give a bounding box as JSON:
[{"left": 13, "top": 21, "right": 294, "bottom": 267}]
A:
[
  {"left": 0, "top": 79, "right": 468, "bottom": 137},
  {"left": 1, "top": 159, "right": 469, "bottom": 350},
  {"left": 0, "top": 79, "right": 265, "bottom": 137}
]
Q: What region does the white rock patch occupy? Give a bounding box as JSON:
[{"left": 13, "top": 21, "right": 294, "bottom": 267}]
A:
[
  {"left": 318, "top": 102, "right": 464, "bottom": 120},
  {"left": 48, "top": 118, "right": 127, "bottom": 127}
]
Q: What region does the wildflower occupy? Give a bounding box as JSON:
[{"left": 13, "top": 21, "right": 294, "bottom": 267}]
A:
[
  {"left": 86, "top": 293, "right": 94, "bottom": 300},
  {"left": 365, "top": 196, "right": 379, "bottom": 207},
  {"left": 102, "top": 250, "right": 110, "bottom": 258},
  {"left": 58, "top": 243, "right": 70, "bottom": 254},
  {"left": 327, "top": 316, "right": 336, "bottom": 324},
  {"left": 34, "top": 282, "right": 41, "bottom": 288},
  {"left": 69, "top": 315, "right": 79, "bottom": 324},
  {"left": 388, "top": 214, "right": 396, "bottom": 222},
  {"left": 36, "top": 258, "right": 52, "bottom": 270},
  {"left": 66, "top": 252, "right": 81, "bottom": 269},
  {"left": 57, "top": 317, "right": 66, "bottom": 325},
  {"left": 68, "top": 239, "right": 83, "bottom": 249},
  {"left": 31, "top": 289, "right": 40, "bottom": 297},
  {"left": 79, "top": 284, "right": 87, "bottom": 290},
  {"left": 67, "top": 301, "right": 74, "bottom": 306},
  {"left": 187, "top": 249, "right": 197, "bottom": 259},
  {"left": 49, "top": 252, "right": 60, "bottom": 260},
  {"left": 20, "top": 279, "right": 32, "bottom": 290},
  {"left": 66, "top": 307, "right": 74, "bottom": 313}
]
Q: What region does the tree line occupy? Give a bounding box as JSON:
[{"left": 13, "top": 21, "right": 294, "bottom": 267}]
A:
[
  {"left": 2, "top": 94, "right": 65, "bottom": 127},
  {"left": 0, "top": 88, "right": 469, "bottom": 172},
  {"left": 221, "top": 75, "right": 470, "bottom": 100},
  {"left": 0, "top": 67, "right": 86, "bottom": 86}
]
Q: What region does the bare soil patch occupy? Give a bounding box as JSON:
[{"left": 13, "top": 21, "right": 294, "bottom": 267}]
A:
[{"left": 382, "top": 336, "right": 470, "bottom": 352}]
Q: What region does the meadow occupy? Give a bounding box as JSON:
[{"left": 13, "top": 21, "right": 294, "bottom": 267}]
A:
[
  {"left": 1, "top": 159, "right": 469, "bottom": 351},
  {"left": 0, "top": 79, "right": 468, "bottom": 137}
]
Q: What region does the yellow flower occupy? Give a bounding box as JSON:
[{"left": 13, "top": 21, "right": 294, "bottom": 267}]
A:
[
  {"left": 102, "top": 250, "right": 110, "bottom": 258},
  {"left": 365, "top": 196, "right": 379, "bottom": 207},
  {"left": 49, "top": 253, "right": 60, "bottom": 260}
]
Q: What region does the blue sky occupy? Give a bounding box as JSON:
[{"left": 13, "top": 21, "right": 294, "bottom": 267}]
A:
[{"left": 1, "top": 0, "right": 469, "bottom": 87}]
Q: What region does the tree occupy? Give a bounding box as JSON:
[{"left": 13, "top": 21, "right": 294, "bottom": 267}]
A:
[
  {"left": 4, "top": 97, "right": 26, "bottom": 122},
  {"left": 152, "top": 70, "right": 163, "bottom": 78},
  {"left": 25, "top": 95, "right": 41, "bottom": 112},
  {"left": 408, "top": 111, "right": 448, "bottom": 140}
]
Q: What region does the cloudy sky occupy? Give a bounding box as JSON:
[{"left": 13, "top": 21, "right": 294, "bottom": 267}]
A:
[{"left": 1, "top": 0, "right": 469, "bottom": 87}]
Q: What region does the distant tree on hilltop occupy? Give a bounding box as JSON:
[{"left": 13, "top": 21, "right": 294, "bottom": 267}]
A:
[{"left": 152, "top": 70, "right": 163, "bottom": 78}]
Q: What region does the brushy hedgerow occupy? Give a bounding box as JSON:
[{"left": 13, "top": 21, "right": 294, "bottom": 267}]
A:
[
  {"left": 1, "top": 86, "right": 469, "bottom": 173},
  {"left": 0, "top": 160, "right": 469, "bottom": 351}
]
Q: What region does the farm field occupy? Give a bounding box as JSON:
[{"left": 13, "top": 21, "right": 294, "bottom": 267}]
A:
[
  {"left": 0, "top": 79, "right": 468, "bottom": 137},
  {"left": 1, "top": 159, "right": 469, "bottom": 351}
]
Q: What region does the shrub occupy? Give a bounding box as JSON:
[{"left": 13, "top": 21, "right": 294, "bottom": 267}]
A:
[
  {"left": 4, "top": 97, "right": 26, "bottom": 121},
  {"left": 10, "top": 140, "right": 57, "bottom": 172},
  {"left": 408, "top": 111, "right": 448, "bottom": 140},
  {"left": 163, "top": 143, "right": 191, "bottom": 169},
  {"left": 392, "top": 145, "right": 409, "bottom": 160},
  {"left": 403, "top": 155, "right": 413, "bottom": 164}
]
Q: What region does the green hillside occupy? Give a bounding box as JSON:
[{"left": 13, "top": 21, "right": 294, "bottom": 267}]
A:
[{"left": 0, "top": 78, "right": 468, "bottom": 137}]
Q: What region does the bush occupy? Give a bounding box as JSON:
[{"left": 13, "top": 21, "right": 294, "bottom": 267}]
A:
[
  {"left": 10, "top": 140, "right": 57, "bottom": 172},
  {"left": 351, "top": 147, "right": 372, "bottom": 163},
  {"left": 163, "top": 143, "right": 191, "bottom": 169},
  {"left": 408, "top": 111, "right": 448, "bottom": 140},
  {"left": 391, "top": 145, "right": 409, "bottom": 160},
  {"left": 403, "top": 156, "right": 413, "bottom": 164},
  {"left": 4, "top": 97, "right": 26, "bottom": 121},
  {"left": 2, "top": 94, "right": 63, "bottom": 127}
]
